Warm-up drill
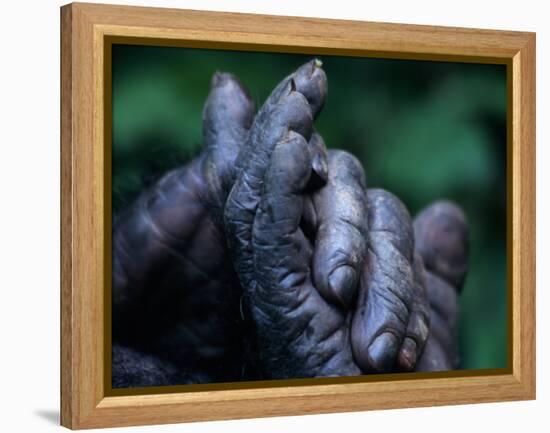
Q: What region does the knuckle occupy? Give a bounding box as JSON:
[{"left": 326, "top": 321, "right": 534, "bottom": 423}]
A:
[{"left": 326, "top": 150, "right": 366, "bottom": 189}]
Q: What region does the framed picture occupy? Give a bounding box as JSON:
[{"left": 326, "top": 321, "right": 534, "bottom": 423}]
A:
[{"left": 60, "top": 2, "right": 535, "bottom": 429}]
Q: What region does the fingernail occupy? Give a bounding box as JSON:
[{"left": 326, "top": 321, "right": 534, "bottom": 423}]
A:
[
  {"left": 367, "top": 332, "right": 400, "bottom": 372},
  {"left": 211, "top": 71, "right": 229, "bottom": 88},
  {"left": 309, "top": 59, "right": 323, "bottom": 76},
  {"left": 328, "top": 266, "right": 357, "bottom": 308},
  {"left": 288, "top": 78, "right": 296, "bottom": 94},
  {"left": 312, "top": 152, "right": 328, "bottom": 183},
  {"left": 398, "top": 337, "right": 417, "bottom": 371}
]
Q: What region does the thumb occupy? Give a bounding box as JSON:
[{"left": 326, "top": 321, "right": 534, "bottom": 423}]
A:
[{"left": 202, "top": 71, "right": 255, "bottom": 191}]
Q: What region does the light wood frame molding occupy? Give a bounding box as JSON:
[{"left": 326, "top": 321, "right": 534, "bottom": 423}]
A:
[{"left": 60, "top": 2, "right": 536, "bottom": 429}]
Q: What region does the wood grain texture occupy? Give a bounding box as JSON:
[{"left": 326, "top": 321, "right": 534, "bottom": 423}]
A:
[
  {"left": 60, "top": 2, "right": 536, "bottom": 429},
  {"left": 515, "top": 34, "right": 536, "bottom": 396},
  {"left": 60, "top": 4, "right": 73, "bottom": 429}
]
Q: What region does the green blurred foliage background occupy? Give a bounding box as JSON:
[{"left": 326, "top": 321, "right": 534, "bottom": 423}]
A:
[{"left": 112, "top": 44, "right": 507, "bottom": 370}]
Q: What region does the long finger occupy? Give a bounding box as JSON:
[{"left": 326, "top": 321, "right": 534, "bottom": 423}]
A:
[
  {"left": 351, "top": 188, "right": 415, "bottom": 373},
  {"left": 202, "top": 72, "right": 255, "bottom": 191},
  {"left": 311, "top": 149, "right": 369, "bottom": 309},
  {"left": 413, "top": 201, "right": 469, "bottom": 289},
  {"left": 252, "top": 132, "right": 313, "bottom": 299},
  {"left": 202, "top": 71, "right": 255, "bottom": 153},
  {"left": 413, "top": 200, "right": 467, "bottom": 370},
  {"left": 250, "top": 134, "right": 359, "bottom": 378},
  {"left": 225, "top": 61, "right": 327, "bottom": 290}
]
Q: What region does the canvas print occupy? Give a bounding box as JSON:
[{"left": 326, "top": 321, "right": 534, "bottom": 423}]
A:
[{"left": 111, "top": 45, "right": 507, "bottom": 388}]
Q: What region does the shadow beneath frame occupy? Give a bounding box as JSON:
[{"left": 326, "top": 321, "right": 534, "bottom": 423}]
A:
[{"left": 34, "top": 409, "right": 59, "bottom": 425}]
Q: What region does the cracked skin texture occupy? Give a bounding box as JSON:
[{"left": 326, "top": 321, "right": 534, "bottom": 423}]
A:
[{"left": 112, "top": 60, "right": 469, "bottom": 386}]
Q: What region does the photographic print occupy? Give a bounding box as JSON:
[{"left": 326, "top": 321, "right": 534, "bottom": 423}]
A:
[
  {"left": 110, "top": 45, "right": 507, "bottom": 389},
  {"left": 60, "top": 3, "right": 535, "bottom": 427}
]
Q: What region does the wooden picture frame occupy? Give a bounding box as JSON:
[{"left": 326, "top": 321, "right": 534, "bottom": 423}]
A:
[{"left": 60, "top": 2, "right": 536, "bottom": 429}]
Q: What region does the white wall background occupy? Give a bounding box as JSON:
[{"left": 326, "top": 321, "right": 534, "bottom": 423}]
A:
[{"left": 1, "top": 0, "right": 546, "bottom": 431}]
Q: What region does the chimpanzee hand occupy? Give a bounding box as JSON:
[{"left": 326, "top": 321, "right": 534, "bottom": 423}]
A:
[
  {"left": 225, "top": 123, "right": 469, "bottom": 378},
  {"left": 223, "top": 68, "right": 437, "bottom": 377},
  {"left": 112, "top": 61, "right": 343, "bottom": 384},
  {"left": 113, "top": 58, "right": 469, "bottom": 385}
]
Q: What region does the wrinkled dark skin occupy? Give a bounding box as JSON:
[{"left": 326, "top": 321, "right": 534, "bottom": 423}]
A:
[
  {"left": 414, "top": 202, "right": 469, "bottom": 371},
  {"left": 350, "top": 189, "right": 429, "bottom": 373},
  {"left": 112, "top": 60, "right": 469, "bottom": 386},
  {"left": 112, "top": 72, "right": 256, "bottom": 384}
]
